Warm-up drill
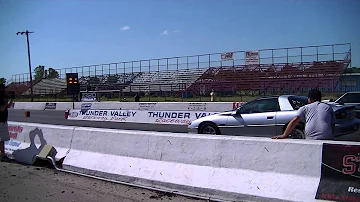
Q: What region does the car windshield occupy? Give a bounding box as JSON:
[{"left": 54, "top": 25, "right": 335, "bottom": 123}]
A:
[{"left": 288, "top": 96, "right": 308, "bottom": 110}]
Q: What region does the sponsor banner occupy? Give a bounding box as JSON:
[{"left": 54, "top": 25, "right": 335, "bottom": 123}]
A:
[
  {"left": 187, "top": 103, "right": 206, "bottom": 111},
  {"left": 232, "top": 102, "right": 246, "bottom": 109},
  {"left": 68, "top": 109, "right": 219, "bottom": 125},
  {"left": 138, "top": 103, "right": 157, "bottom": 110},
  {"left": 5, "top": 125, "right": 26, "bottom": 155},
  {"left": 315, "top": 143, "right": 360, "bottom": 202},
  {"left": 221, "top": 52, "right": 233, "bottom": 60},
  {"left": 245, "top": 51, "right": 259, "bottom": 65},
  {"left": 81, "top": 103, "right": 92, "bottom": 110},
  {"left": 81, "top": 92, "right": 97, "bottom": 102},
  {"left": 45, "top": 102, "right": 56, "bottom": 110}
]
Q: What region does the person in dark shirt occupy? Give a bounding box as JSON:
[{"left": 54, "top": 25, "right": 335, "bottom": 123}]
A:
[
  {"left": 134, "top": 93, "right": 140, "bottom": 102},
  {"left": 0, "top": 84, "right": 12, "bottom": 162}
]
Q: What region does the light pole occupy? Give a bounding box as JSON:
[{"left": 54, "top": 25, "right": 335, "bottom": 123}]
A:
[{"left": 17, "top": 30, "right": 34, "bottom": 102}]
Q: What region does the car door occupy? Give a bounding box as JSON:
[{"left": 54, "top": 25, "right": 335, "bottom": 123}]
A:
[{"left": 223, "top": 98, "right": 280, "bottom": 137}]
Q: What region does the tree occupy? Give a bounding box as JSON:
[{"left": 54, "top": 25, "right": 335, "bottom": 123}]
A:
[
  {"left": 34, "top": 65, "right": 45, "bottom": 80},
  {"left": 47, "top": 68, "right": 59, "bottom": 79},
  {"left": 34, "top": 65, "right": 59, "bottom": 80},
  {"left": 0, "top": 78, "right": 6, "bottom": 85}
]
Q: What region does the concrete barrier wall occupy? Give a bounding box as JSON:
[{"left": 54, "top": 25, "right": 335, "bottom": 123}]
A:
[
  {"left": 6, "top": 121, "right": 74, "bottom": 164},
  {"left": 7, "top": 121, "right": 352, "bottom": 201},
  {"left": 14, "top": 101, "right": 245, "bottom": 112},
  {"left": 61, "top": 126, "right": 357, "bottom": 201}
]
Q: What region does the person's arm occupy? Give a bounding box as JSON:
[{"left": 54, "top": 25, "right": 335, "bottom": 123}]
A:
[
  {"left": 0, "top": 99, "right": 12, "bottom": 112},
  {"left": 272, "top": 106, "right": 305, "bottom": 139},
  {"left": 272, "top": 116, "right": 301, "bottom": 139}
]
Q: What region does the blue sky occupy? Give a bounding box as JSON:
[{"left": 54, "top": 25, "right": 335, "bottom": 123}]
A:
[{"left": 0, "top": 0, "right": 359, "bottom": 82}]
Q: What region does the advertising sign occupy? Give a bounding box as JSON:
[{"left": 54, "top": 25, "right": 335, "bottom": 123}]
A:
[
  {"left": 315, "top": 143, "right": 360, "bottom": 202},
  {"left": 67, "top": 109, "right": 219, "bottom": 125},
  {"left": 45, "top": 103, "right": 56, "bottom": 110},
  {"left": 221, "top": 52, "right": 233, "bottom": 60},
  {"left": 81, "top": 92, "right": 97, "bottom": 102},
  {"left": 245, "top": 51, "right": 259, "bottom": 65}
]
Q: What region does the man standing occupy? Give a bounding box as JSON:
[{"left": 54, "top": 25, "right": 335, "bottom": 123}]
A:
[
  {"left": 0, "top": 84, "right": 12, "bottom": 162},
  {"left": 272, "top": 89, "right": 335, "bottom": 140}
]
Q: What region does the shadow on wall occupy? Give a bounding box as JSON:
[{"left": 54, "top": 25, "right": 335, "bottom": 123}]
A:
[{"left": 13, "top": 128, "right": 47, "bottom": 165}]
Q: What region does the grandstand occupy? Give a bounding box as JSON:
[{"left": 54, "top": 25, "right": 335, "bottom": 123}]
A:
[{"left": 8, "top": 43, "right": 353, "bottom": 100}]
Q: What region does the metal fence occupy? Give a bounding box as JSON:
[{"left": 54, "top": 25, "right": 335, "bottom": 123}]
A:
[
  {"left": 10, "top": 43, "right": 351, "bottom": 83},
  {"left": 8, "top": 43, "right": 354, "bottom": 102}
]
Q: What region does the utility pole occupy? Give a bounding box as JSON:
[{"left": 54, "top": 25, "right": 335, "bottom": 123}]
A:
[{"left": 17, "top": 30, "right": 34, "bottom": 102}]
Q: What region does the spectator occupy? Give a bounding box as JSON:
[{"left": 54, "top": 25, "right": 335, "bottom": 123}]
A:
[
  {"left": 272, "top": 89, "right": 335, "bottom": 140},
  {"left": 134, "top": 93, "right": 140, "bottom": 102},
  {"left": 210, "top": 89, "right": 216, "bottom": 102},
  {"left": 0, "top": 84, "right": 12, "bottom": 162}
]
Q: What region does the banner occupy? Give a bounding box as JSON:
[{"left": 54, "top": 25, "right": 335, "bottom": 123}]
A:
[
  {"left": 81, "top": 92, "right": 97, "bottom": 102},
  {"left": 245, "top": 51, "right": 259, "bottom": 65},
  {"left": 221, "top": 52, "right": 233, "bottom": 60},
  {"left": 45, "top": 102, "right": 56, "bottom": 110},
  {"left": 68, "top": 109, "right": 219, "bottom": 125},
  {"left": 315, "top": 143, "right": 360, "bottom": 202}
]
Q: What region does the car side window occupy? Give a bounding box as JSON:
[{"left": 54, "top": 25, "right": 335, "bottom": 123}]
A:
[
  {"left": 238, "top": 98, "right": 280, "bottom": 114},
  {"left": 338, "top": 93, "right": 360, "bottom": 103}
]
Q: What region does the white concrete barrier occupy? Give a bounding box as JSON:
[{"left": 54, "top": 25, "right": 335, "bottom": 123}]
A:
[
  {"left": 5, "top": 121, "right": 74, "bottom": 164},
  {"left": 14, "top": 102, "right": 46, "bottom": 110},
  {"left": 59, "top": 126, "right": 359, "bottom": 201},
  {"left": 14, "top": 101, "right": 246, "bottom": 112},
  {"left": 67, "top": 109, "right": 219, "bottom": 125}
]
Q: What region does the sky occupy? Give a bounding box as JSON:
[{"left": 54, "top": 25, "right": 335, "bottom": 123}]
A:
[{"left": 0, "top": 0, "right": 359, "bottom": 82}]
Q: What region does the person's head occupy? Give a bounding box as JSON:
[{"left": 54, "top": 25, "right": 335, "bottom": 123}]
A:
[{"left": 307, "top": 89, "right": 322, "bottom": 103}]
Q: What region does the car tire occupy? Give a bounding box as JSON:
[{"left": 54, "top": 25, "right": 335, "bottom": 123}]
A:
[
  {"left": 199, "top": 123, "right": 220, "bottom": 135},
  {"left": 289, "top": 128, "right": 305, "bottom": 139}
]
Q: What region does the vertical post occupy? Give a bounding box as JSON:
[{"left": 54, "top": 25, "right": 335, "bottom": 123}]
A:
[
  {"left": 115, "top": 63, "right": 118, "bottom": 75},
  {"left": 187, "top": 57, "right": 189, "bottom": 70},
  {"left": 102, "top": 64, "right": 104, "bottom": 76},
  {"left": 272, "top": 50, "right": 274, "bottom": 64},
  {"left": 108, "top": 64, "right": 110, "bottom": 76},
  {"left": 316, "top": 47, "right": 319, "bottom": 62},
  {"left": 286, "top": 48, "right": 288, "bottom": 64},
  {"left": 140, "top": 61, "right": 142, "bottom": 72},
  {"left": 300, "top": 47, "right": 303, "bottom": 63},
  {"left": 176, "top": 58, "right": 178, "bottom": 71},
  {"left": 208, "top": 54, "right": 210, "bottom": 68},
  {"left": 197, "top": 56, "right": 200, "bottom": 69},
  {"left": 157, "top": 59, "right": 160, "bottom": 72},
  {"left": 166, "top": 58, "right": 169, "bottom": 71},
  {"left": 148, "top": 60, "right": 150, "bottom": 72},
  {"left": 332, "top": 45, "right": 334, "bottom": 61},
  {"left": 25, "top": 31, "right": 34, "bottom": 102},
  {"left": 132, "top": 62, "right": 134, "bottom": 74}
]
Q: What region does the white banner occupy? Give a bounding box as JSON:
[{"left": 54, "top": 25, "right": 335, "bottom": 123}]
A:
[
  {"left": 221, "top": 52, "right": 233, "bottom": 60},
  {"left": 81, "top": 92, "right": 97, "bottom": 102},
  {"left": 68, "top": 109, "right": 219, "bottom": 125},
  {"left": 245, "top": 51, "right": 259, "bottom": 65}
]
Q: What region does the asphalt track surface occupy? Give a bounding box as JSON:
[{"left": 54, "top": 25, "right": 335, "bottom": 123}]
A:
[
  {"left": 0, "top": 161, "right": 205, "bottom": 202},
  {"left": 8, "top": 109, "right": 360, "bottom": 142}
]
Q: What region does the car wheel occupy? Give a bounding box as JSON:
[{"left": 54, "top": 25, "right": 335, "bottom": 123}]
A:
[
  {"left": 199, "top": 123, "right": 220, "bottom": 135},
  {"left": 289, "top": 128, "right": 305, "bottom": 139}
]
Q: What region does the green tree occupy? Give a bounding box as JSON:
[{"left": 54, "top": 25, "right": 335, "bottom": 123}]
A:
[
  {"left": 0, "top": 78, "right": 6, "bottom": 85},
  {"left": 34, "top": 65, "right": 45, "bottom": 80},
  {"left": 47, "top": 68, "right": 59, "bottom": 79}
]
